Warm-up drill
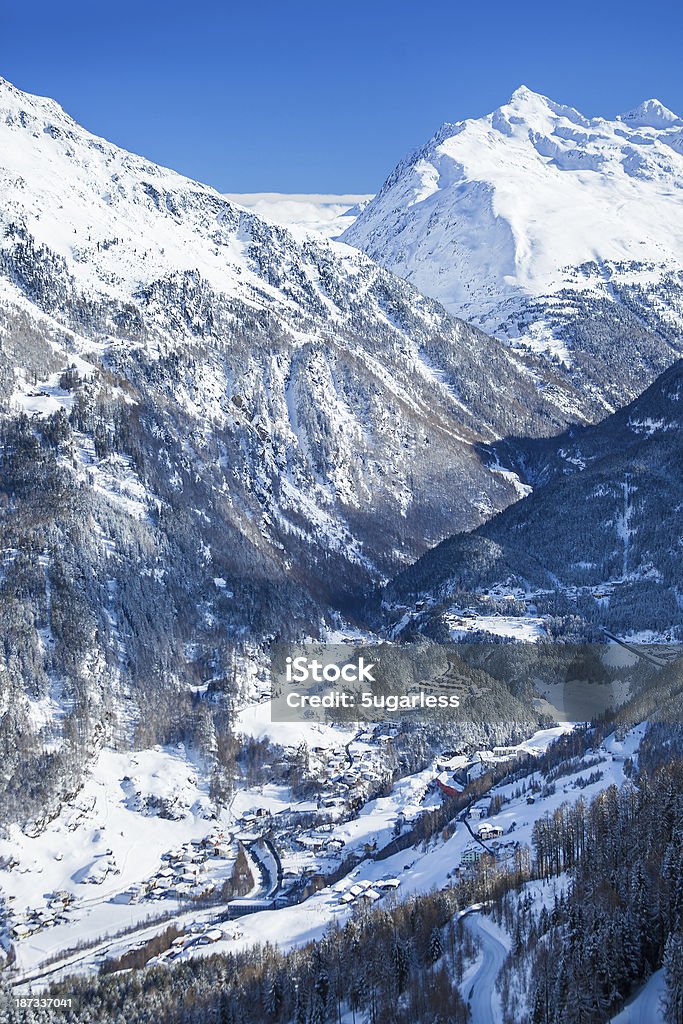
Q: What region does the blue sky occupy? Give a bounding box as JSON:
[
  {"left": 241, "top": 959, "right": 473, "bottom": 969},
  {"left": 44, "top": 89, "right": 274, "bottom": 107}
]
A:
[{"left": 3, "top": 0, "right": 682, "bottom": 193}]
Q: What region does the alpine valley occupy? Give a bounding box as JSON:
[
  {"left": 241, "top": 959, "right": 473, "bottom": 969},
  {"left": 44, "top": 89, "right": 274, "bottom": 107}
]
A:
[
  {"left": 1, "top": 76, "right": 683, "bottom": 1024},
  {"left": 383, "top": 358, "right": 683, "bottom": 644}
]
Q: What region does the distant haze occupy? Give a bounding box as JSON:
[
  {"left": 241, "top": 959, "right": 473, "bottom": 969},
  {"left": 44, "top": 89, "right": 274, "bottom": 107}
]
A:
[{"left": 225, "top": 194, "right": 373, "bottom": 239}]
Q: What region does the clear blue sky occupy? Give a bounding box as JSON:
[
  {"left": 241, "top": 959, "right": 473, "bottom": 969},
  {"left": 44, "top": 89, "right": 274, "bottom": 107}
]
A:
[{"left": 3, "top": 0, "right": 682, "bottom": 193}]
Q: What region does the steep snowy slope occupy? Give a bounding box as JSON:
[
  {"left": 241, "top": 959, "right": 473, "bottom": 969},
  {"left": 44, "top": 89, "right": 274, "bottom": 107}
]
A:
[
  {"left": 0, "top": 75, "right": 588, "bottom": 596},
  {"left": 344, "top": 87, "right": 683, "bottom": 407},
  {"left": 0, "top": 75, "right": 595, "bottom": 576}
]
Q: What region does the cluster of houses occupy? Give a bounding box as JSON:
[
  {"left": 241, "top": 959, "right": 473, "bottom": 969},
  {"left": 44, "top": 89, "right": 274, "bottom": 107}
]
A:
[
  {"left": 307, "top": 737, "right": 389, "bottom": 807},
  {"left": 459, "top": 813, "right": 517, "bottom": 869},
  {"left": 117, "top": 831, "right": 233, "bottom": 905},
  {"left": 263, "top": 737, "right": 394, "bottom": 891},
  {"left": 294, "top": 826, "right": 345, "bottom": 857},
  {"left": 477, "top": 822, "right": 505, "bottom": 841},
  {"left": 334, "top": 876, "right": 401, "bottom": 908},
  {"left": 277, "top": 830, "right": 347, "bottom": 896},
  {"left": 232, "top": 808, "right": 272, "bottom": 845},
  {"left": 461, "top": 834, "right": 520, "bottom": 868},
  {"left": 236, "top": 808, "right": 270, "bottom": 829},
  {"left": 9, "top": 890, "right": 76, "bottom": 940},
  {"left": 455, "top": 802, "right": 508, "bottom": 868}
]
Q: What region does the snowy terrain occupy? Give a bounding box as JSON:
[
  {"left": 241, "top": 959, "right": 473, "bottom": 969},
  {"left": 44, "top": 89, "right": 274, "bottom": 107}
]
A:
[
  {"left": 0, "top": 73, "right": 680, "bottom": 1021},
  {"left": 0, "top": 747, "right": 220, "bottom": 976},
  {"left": 608, "top": 969, "right": 666, "bottom": 1024},
  {"left": 0, "top": 74, "right": 597, "bottom": 609},
  {"left": 383, "top": 358, "right": 683, "bottom": 645}
]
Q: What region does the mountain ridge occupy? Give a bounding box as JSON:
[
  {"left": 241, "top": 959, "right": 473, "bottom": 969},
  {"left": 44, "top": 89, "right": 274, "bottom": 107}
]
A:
[{"left": 0, "top": 76, "right": 606, "bottom": 821}]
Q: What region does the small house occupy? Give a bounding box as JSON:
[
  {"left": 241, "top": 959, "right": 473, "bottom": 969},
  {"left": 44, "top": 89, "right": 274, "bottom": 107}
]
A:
[
  {"left": 359, "top": 889, "right": 381, "bottom": 903},
  {"left": 477, "top": 823, "right": 504, "bottom": 840}
]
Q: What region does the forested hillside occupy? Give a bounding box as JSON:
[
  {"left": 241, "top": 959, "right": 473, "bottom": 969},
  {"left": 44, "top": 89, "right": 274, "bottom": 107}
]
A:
[{"left": 385, "top": 360, "right": 683, "bottom": 641}]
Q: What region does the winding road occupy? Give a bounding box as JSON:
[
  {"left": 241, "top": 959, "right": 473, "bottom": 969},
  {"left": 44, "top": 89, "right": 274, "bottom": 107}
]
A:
[{"left": 462, "top": 914, "right": 508, "bottom": 1024}]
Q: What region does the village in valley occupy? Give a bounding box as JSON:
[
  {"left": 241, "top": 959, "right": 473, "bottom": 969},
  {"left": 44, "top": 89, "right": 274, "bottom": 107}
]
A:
[{"left": 0, "top": 699, "right": 642, "bottom": 990}]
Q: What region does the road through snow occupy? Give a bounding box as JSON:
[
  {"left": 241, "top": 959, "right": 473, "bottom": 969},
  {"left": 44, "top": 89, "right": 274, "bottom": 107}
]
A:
[
  {"left": 462, "top": 914, "right": 508, "bottom": 1024},
  {"left": 609, "top": 968, "right": 666, "bottom": 1024}
]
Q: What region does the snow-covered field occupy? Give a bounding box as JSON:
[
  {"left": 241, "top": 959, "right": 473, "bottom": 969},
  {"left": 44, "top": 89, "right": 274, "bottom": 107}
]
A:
[
  {"left": 9, "top": 373, "right": 75, "bottom": 418},
  {"left": 234, "top": 696, "right": 356, "bottom": 748},
  {"left": 446, "top": 612, "right": 547, "bottom": 642},
  {"left": 0, "top": 747, "right": 220, "bottom": 975}
]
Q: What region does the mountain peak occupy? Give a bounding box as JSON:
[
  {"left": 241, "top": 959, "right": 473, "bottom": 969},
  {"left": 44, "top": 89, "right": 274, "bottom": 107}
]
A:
[
  {"left": 502, "top": 86, "right": 590, "bottom": 128},
  {"left": 343, "top": 85, "right": 683, "bottom": 398},
  {"left": 506, "top": 85, "right": 555, "bottom": 111},
  {"left": 618, "top": 98, "right": 681, "bottom": 129},
  {"left": 508, "top": 84, "right": 546, "bottom": 104},
  {"left": 0, "top": 74, "right": 70, "bottom": 121}
]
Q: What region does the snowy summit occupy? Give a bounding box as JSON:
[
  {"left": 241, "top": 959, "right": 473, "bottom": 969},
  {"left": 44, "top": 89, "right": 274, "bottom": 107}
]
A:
[{"left": 344, "top": 86, "right": 683, "bottom": 360}]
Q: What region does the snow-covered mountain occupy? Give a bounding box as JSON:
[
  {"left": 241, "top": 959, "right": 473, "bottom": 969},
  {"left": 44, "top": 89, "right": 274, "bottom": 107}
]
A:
[
  {"left": 0, "top": 73, "right": 585, "bottom": 594},
  {"left": 2, "top": 75, "right": 683, "bottom": 1024},
  {"left": 343, "top": 87, "right": 683, "bottom": 408}
]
